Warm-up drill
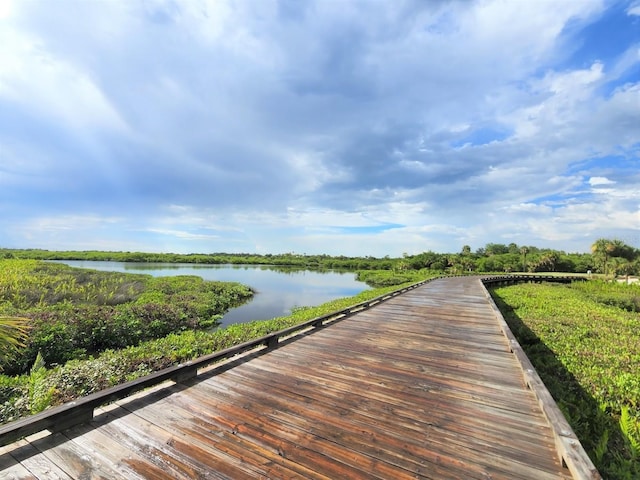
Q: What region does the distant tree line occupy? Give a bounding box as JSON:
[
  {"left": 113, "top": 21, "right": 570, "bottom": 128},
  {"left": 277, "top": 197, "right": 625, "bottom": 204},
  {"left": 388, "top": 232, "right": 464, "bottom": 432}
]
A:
[{"left": 1, "top": 238, "right": 639, "bottom": 276}]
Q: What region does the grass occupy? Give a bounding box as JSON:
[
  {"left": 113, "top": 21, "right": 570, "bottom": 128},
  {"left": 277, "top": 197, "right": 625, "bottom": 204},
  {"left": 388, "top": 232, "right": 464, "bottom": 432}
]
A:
[
  {"left": 490, "top": 280, "right": 640, "bottom": 479},
  {"left": 355, "top": 269, "right": 438, "bottom": 287}
]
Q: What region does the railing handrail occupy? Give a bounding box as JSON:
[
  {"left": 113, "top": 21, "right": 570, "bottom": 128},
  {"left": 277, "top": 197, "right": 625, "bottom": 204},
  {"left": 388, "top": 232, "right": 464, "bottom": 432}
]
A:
[
  {"left": 0, "top": 277, "right": 435, "bottom": 447},
  {"left": 480, "top": 275, "right": 601, "bottom": 479},
  {"left": 481, "top": 274, "right": 587, "bottom": 286}
]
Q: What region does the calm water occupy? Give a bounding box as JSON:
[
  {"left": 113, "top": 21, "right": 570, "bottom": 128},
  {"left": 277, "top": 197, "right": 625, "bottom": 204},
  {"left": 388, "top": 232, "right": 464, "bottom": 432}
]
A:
[{"left": 55, "top": 261, "right": 369, "bottom": 327}]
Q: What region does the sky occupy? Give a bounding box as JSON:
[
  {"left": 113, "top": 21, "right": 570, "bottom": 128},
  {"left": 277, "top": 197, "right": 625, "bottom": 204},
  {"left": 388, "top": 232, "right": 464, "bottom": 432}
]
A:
[{"left": 0, "top": 0, "right": 638, "bottom": 257}]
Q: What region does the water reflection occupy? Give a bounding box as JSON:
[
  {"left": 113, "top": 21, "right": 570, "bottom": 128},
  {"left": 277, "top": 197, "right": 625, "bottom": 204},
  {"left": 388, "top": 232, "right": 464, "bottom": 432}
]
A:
[{"left": 54, "top": 261, "right": 368, "bottom": 327}]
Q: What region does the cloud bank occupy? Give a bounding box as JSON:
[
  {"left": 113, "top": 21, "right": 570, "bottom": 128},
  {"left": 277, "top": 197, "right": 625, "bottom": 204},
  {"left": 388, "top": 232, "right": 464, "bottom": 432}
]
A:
[{"left": 1, "top": 0, "right": 638, "bottom": 255}]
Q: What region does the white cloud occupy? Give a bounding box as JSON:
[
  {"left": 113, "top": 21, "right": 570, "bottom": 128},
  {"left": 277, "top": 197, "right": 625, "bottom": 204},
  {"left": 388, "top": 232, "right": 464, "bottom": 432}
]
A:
[
  {"left": 589, "top": 176, "right": 616, "bottom": 186},
  {"left": 501, "top": 203, "right": 554, "bottom": 215},
  {"left": 0, "top": 32, "right": 128, "bottom": 137},
  {"left": 627, "top": 3, "right": 640, "bottom": 16},
  {"left": 145, "top": 229, "right": 220, "bottom": 241}
]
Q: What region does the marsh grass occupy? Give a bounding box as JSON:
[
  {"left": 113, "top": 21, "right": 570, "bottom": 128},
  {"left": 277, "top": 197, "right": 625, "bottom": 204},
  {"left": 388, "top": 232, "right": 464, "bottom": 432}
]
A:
[
  {"left": 0, "top": 259, "right": 252, "bottom": 374},
  {"left": 490, "top": 281, "right": 640, "bottom": 479}
]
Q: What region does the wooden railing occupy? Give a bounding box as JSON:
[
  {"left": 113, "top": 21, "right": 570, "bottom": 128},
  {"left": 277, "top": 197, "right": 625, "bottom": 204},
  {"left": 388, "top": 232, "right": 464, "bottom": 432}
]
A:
[
  {"left": 481, "top": 274, "right": 601, "bottom": 480},
  {"left": 0, "top": 278, "right": 435, "bottom": 448},
  {"left": 481, "top": 274, "right": 587, "bottom": 286}
]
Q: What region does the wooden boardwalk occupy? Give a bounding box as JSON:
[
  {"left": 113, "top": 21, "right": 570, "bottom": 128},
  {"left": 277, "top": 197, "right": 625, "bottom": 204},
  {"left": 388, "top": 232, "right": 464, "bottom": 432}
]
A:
[{"left": 0, "top": 277, "right": 596, "bottom": 479}]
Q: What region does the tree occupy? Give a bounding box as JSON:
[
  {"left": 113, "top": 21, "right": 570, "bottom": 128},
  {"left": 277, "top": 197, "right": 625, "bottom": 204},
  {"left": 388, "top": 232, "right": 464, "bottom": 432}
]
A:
[
  {"left": 520, "top": 247, "right": 529, "bottom": 272},
  {"left": 608, "top": 239, "right": 636, "bottom": 261},
  {"left": 531, "top": 252, "right": 560, "bottom": 272},
  {"left": 591, "top": 238, "right": 615, "bottom": 276},
  {"left": 484, "top": 243, "right": 509, "bottom": 255},
  {"left": 612, "top": 258, "right": 635, "bottom": 280},
  {"left": 591, "top": 238, "right": 638, "bottom": 277}
]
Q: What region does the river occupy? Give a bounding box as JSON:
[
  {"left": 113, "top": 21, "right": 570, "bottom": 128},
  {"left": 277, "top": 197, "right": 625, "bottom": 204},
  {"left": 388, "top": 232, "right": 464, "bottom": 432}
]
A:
[{"left": 54, "top": 261, "right": 369, "bottom": 327}]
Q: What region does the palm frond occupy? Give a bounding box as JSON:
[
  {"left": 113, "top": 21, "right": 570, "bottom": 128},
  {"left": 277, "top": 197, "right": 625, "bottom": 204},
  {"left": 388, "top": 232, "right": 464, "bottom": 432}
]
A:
[{"left": 0, "top": 316, "right": 31, "bottom": 364}]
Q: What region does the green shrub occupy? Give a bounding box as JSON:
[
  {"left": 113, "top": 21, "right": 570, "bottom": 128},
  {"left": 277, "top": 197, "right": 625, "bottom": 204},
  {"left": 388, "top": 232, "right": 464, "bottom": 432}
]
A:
[{"left": 355, "top": 269, "right": 435, "bottom": 287}]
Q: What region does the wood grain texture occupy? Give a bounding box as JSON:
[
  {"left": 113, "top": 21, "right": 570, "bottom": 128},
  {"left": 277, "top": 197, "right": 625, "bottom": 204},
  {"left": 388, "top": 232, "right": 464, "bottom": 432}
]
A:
[{"left": 0, "top": 277, "right": 589, "bottom": 479}]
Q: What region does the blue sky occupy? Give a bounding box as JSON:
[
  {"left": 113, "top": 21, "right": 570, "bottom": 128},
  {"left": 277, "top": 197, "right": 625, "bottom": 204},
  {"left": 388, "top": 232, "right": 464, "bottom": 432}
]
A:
[{"left": 0, "top": 0, "right": 638, "bottom": 256}]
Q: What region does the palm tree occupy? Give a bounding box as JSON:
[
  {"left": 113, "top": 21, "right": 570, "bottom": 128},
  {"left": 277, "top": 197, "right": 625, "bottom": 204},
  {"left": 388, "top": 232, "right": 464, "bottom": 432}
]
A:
[
  {"left": 0, "top": 316, "right": 30, "bottom": 369},
  {"left": 591, "top": 238, "right": 615, "bottom": 276},
  {"left": 520, "top": 247, "right": 529, "bottom": 272},
  {"left": 591, "top": 238, "right": 640, "bottom": 278},
  {"left": 611, "top": 257, "right": 638, "bottom": 282}
]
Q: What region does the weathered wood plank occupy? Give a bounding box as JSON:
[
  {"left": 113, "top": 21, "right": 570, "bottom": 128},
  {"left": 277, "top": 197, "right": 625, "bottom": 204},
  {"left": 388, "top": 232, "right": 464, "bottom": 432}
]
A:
[
  {"left": 121, "top": 391, "right": 344, "bottom": 479},
  {"left": 212, "top": 363, "right": 562, "bottom": 470},
  {"left": 0, "top": 445, "right": 39, "bottom": 480},
  {"left": 171, "top": 385, "right": 488, "bottom": 480},
  {"left": 226, "top": 359, "right": 551, "bottom": 440},
  {"left": 20, "top": 432, "right": 124, "bottom": 480},
  {"left": 97, "top": 402, "right": 263, "bottom": 479},
  {"left": 192, "top": 373, "right": 563, "bottom": 479},
  {"left": 1, "top": 437, "right": 72, "bottom": 480}
]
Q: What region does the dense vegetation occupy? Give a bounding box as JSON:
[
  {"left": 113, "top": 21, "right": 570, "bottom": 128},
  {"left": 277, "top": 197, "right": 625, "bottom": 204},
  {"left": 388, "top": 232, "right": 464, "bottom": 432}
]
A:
[
  {"left": 0, "top": 260, "right": 252, "bottom": 375},
  {"left": 3, "top": 238, "right": 639, "bottom": 275},
  {"left": 490, "top": 281, "right": 640, "bottom": 479},
  {"left": 355, "top": 269, "right": 433, "bottom": 287}
]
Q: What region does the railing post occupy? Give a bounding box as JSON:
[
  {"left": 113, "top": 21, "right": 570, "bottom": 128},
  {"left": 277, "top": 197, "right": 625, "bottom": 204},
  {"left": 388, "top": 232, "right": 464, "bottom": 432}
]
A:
[
  {"left": 265, "top": 335, "right": 278, "bottom": 349},
  {"left": 49, "top": 405, "right": 94, "bottom": 433},
  {"left": 173, "top": 364, "right": 198, "bottom": 383}
]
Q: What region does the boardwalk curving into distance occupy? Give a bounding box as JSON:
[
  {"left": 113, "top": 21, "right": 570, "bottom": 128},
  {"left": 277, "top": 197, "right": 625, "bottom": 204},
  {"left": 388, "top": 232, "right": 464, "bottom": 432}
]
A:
[{"left": 0, "top": 276, "right": 599, "bottom": 479}]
